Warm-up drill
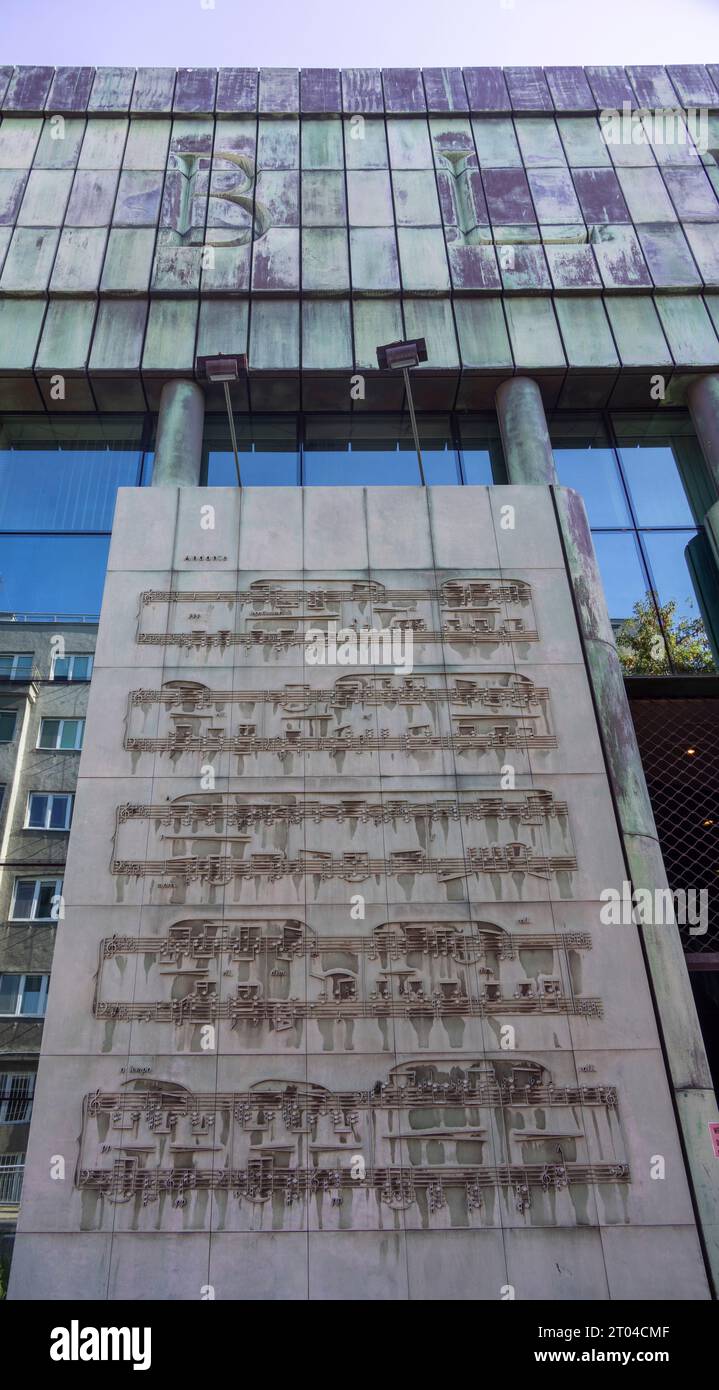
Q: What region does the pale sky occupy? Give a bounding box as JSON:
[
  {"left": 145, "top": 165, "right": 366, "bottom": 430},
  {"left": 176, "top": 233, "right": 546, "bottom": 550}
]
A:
[{"left": 1, "top": 0, "right": 718, "bottom": 68}]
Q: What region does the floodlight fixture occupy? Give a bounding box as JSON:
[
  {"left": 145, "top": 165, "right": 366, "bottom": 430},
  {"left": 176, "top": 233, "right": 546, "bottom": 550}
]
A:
[
  {"left": 195, "top": 353, "right": 249, "bottom": 486},
  {"left": 376, "top": 338, "right": 427, "bottom": 371},
  {"left": 376, "top": 338, "right": 429, "bottom": 485}
]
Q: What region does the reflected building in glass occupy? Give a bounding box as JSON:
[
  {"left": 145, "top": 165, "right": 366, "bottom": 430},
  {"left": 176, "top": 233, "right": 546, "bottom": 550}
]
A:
[{"left": 1, "top": 63, "right": 719, "bottom": 1300}]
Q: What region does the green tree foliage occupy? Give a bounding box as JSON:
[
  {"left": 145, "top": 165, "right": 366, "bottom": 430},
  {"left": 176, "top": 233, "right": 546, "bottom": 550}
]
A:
[{"left": 616, "top": 594, "right": 715, "bottom": 674}]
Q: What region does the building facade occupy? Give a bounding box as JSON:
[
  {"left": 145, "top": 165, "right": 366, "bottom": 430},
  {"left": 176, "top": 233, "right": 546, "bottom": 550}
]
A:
[
  {"left": 0, "top": 622, "right": 95, "bottom": 1286},
  {"left": 0, "top": 62, "right": 718, "bottom": 1299}
]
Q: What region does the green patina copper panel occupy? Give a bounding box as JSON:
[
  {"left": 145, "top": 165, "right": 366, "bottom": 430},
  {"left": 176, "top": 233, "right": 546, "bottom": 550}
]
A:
[
  {"left": 604, "top": 294, "right": 673, "bottom": 366},
  {"left": 131, "top": 67, "right": 175, "bottom": 114},
  {"left": 256, "top": 170, "right": 299, "bottom": 226},
  {"left": 498, "top": 243, "right": 551, "bottom": 292},
  {"left": 33, "top": 117, "right": 86, "bottom": 169},
  {"left": 603, "top": 121, "right": 656, "bottom": 167},
  {"left": 151, "top": 236, "right": 202, "bottom": 293},
  {"left": 301, "top": 228, "right": 350, "bottom": 291},
  {"left": 454, "top": 296, "right": 513, "bottom": 367},
  {"left": 387, "top": 118, "right": 433, "bottom": 169},
  {"left": 0, "top": 225, "right": 60, "bottom": 290},
  {"left": 65, "top": 169, "right": 118, "bottom": 226},
  {"left": 301, "top": 171, "right": 347, "bottom": 226},
  {"left": 554, "top": 294, "right": 619, "bottom": 367},
  {"left": 504, "top": 295, "right": 566, "bottom": 368},
  {"left": 0, "top": 296, "right": 46, "bottom": 367},
  {"left": 636, "top": 223, "right": 702, "bottom": 289},
  {"left": 392, "top": 170, "right": 441, "bottom": 225},
  {"left": 591, "top": 225, "right": 651, "bottom": 288},
  {"left": 142, "top": 297, "right": 198, "bottom": 371},
  {"left": 122, "top": 118, "right": 171, "bottom": 170},
  {"left": 514, "top": 117, "right": 566, "bottom": 168},
  {"left": 100, "top": 227, "right": 156, "bottom": 291},
  {"left": 301, "top": 118, "right": 343, "bottom": 169},
  {"left": 251, "top": 227, "right": 300, "bottom": 291},
  {"left": 257, "top": 118, "right": 299, "bottom": 170},
  {"left": 0, "top": 169, "right": 28, "bottom": 223},
  {"left": 78, "top": 118, "right": 128, "bottom": 169},
  {"left": 196, "top": 297, "right": 249, "bottom": 358},
  {"left": 249, "top": 298, "right": 300, "bottom": 368},
  {"left": 302, "top": 298, "right": 352, "bottom": 368},
  {"left": 556, "top": 116, "right": 611, "bottom": 167},
  {"left": 404, "top": 296, "right": 458, "bottom": 365},
  {"left": 0, "top": 116, "right": 43, "bottom": 167},
  {"left": 89, "top": 297, "right": 148, "bottom": 369},
  {"left": 343, "top": 117, "right": 388, "bottom": 170},
  {"left": 654, "top": 292, "right": 719, "bottom": 365},
  {"left": 113, "top": 171, "right": 163, "bottom": 227},
  {"left": 397, "top": 226, "right": 450, "bottom": 291},
  {"left": 17, "top": 168, "right": 74, "bottom": 226},
  {"left": 346, "top": 170, "right": 394, "bottom": 226},
  {"left": 50, "top": 226, "right": 108, "bottom": 292},
  {"left": 88, "top": 67, "right": 135, "bottom": 113},
  {"left": 200, "top": 244, "right": 251, "bottom": 293},
  {"left": 352, "top": 296, "right": 403, "bottom": 367},
  {"left": 35, "top": 297, "right": 96, "bottom": 369},
  {"left": 471, "top": 117, "right": 521, "bottom": 168},
  {"left": 616, "top": 166, "right": 677, "bottom": 223},
  {"left": 349, "top": 227, "right": 400, "bottom": 291}
]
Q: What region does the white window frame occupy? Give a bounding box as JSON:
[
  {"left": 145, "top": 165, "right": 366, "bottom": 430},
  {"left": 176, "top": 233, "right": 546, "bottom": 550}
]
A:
[
  {"left": 0, "top": 1072, "right": 35, "bottom": 1123},
  {"left": 37, "top": 717, "right": 85, "bottom": 751},
  {"left": 10, "top": 877, "right": 63, "bottom": 921},
  {"left": 0, "top": 1151, "right": 26, "bottom": 1204},
  {"left": 0, "top": 654, "right": 34, "bottom": 681},
  {"left": 50, "top": 652, "right": 94, "bottom": 682},
  {"left": 0, "top": 974, "right": 49, "bottom": 1016},
  {"left": 0, "top": 709, "right": 18, "bottom": 742},
  {"left": 25, "top": 792, "right": 73, "bottom": 832}
]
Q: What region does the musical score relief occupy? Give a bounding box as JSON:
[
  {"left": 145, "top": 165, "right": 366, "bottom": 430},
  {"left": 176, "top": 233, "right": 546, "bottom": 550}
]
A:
[{"left": 77, "top": 1058, "right": 629, "bottom": 1222}]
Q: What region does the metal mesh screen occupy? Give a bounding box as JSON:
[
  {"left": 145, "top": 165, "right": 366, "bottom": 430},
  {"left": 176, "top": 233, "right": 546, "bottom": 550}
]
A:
[{"left": 629, "top": 697, "right": 719, "bottom": 954}]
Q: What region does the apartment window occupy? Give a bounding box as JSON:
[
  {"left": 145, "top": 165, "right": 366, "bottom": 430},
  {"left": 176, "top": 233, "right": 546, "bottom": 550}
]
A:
[
  {"left": 10, "top": 878, "right": 62, "bottom": 921},
  {"left": 0, "top": 711, "right": 17, "bottom": 742},
  {"left": 0, "top": 1072, "right": 35, "bottom": 1123},
  {"left": 0, "top": 1152, "right": 25, "bottom": 1204},
  {"left": 37, "top": 718, "right": 85, "bottom": 751},
  {"left": 0, "top": 653, "right": 34, "bottom": 681},
  {"left": 51, "top": 653, "right": 94, "bottom": 682},
  {"left": 25, "top": 792, "right": 73, "bottom": 831},
  {"left": 0, "top": 974, "right": 49, "bottom": 1016}
]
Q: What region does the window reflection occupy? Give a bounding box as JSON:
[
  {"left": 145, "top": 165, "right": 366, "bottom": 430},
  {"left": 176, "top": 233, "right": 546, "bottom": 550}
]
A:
[
  {"left": 0, "top": 537, "right": 109, "bottom": 616},
  {"left": 0, "top": 416, "right": 145, "bottom": 532},
  {"left": 554, "top": 448, "right": 630, "bottom": 527},
  {"left": 204, "top": 415, "right": 299, "bottom": 486},
  {"left": 642, "top": 531, "right": 705, "bottom": 620},
  {"left": 592, "top": 533, "right": 649, "bottom": 626},
  {"left": 618, "top": 446, "right": 695, "bottom": 528},
  {"left": 302, "top": 415, "right": 460, "bottom": 486}
]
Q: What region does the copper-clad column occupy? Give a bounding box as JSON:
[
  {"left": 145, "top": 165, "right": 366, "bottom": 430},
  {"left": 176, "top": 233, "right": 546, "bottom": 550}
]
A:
[
  {"left": 495, "top": 377, "right": 557, "bottom": 484},
  {"left": 152, "top": 379, "right": 205, "bottom": 487}
]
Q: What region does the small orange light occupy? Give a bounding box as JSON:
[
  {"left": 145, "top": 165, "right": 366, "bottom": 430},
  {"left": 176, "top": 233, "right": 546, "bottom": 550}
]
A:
[
  {"left": 703, "top": 819, "right": 715, "bottom": 827},
  {"left": 686, "top": 747, "right": 697, "bottom": 755}
]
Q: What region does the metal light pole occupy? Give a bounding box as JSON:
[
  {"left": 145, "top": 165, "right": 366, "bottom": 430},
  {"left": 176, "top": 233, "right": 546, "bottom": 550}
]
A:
[
  {"left": 376, "top": 338, "right": 429, "bottom": 486},
  {"left": 195, "top": 353, "right": 248, "bottom": 487}
]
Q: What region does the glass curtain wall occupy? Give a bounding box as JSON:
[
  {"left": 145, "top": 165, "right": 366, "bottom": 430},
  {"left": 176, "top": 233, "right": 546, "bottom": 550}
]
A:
[{"left": 550, "top": 411, "right": 716, "bottom": 673}]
